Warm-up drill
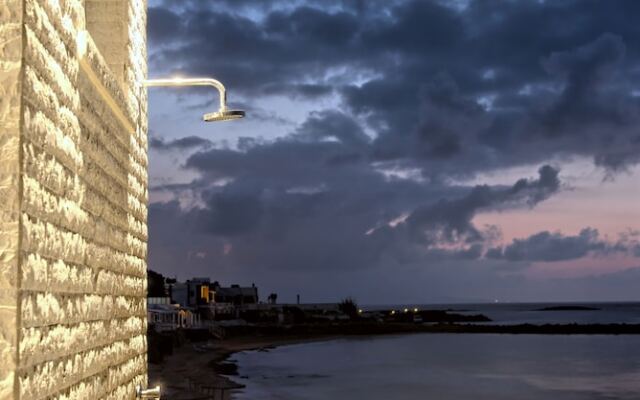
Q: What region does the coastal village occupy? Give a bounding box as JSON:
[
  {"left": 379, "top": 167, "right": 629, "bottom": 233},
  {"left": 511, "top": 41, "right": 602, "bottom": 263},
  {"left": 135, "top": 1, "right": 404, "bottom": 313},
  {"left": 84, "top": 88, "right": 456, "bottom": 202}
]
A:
[
  {"left": 145, "top": 270, "right": 494, "bottom": 336},
  {"left": 144, "top": 270, "right": 494, "bottom": 365},
  {"left": 146, "top": 270, "right": 349, "bottom": 336}
]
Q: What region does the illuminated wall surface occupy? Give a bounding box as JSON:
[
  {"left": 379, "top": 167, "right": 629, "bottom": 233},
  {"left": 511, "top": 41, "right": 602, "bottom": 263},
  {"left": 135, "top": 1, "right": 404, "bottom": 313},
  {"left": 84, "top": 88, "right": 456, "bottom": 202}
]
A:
[{"left": 0, "top": 0, "right": 148, "bottom": 398}]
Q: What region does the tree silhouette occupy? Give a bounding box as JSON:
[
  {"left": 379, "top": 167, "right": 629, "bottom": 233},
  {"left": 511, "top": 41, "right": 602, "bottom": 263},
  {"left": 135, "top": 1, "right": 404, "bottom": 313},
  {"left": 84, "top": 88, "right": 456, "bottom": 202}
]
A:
[{"left": 339, "top": 297, "right": 359, "bottom": 319}]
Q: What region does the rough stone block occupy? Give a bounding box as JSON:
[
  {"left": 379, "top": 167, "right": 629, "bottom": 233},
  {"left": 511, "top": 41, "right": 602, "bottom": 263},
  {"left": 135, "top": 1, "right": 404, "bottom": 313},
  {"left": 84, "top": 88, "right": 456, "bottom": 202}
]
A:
[{"left": 2, "top": 0, "right": 148, "bottom": 397}]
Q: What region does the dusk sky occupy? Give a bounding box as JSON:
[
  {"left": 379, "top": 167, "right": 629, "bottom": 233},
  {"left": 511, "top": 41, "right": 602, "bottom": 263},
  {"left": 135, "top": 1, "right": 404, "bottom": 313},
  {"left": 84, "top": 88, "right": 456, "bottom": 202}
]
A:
[{"left": 146, "top": 0, "right": 640, "bottom": 304}]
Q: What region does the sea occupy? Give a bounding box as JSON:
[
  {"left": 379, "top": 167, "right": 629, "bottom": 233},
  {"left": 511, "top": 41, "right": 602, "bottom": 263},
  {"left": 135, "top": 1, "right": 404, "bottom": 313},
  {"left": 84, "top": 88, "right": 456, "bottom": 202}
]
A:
[{"left": 229, "top": 302, "right": 640, "bottom": 400}]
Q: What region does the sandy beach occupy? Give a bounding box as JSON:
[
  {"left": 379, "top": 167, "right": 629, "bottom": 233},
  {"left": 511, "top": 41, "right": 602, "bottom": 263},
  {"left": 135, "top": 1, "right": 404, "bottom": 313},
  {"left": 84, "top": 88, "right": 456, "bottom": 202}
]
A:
[{"left": 149, "top": 335, "right": 341, "bottom": 399}]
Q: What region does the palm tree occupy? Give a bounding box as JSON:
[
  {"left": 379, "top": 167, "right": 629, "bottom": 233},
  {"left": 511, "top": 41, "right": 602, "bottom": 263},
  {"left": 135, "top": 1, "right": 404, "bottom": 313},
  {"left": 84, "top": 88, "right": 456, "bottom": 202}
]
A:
[{"left": 339, "top": 297, "right": 359, "bottom": 319}]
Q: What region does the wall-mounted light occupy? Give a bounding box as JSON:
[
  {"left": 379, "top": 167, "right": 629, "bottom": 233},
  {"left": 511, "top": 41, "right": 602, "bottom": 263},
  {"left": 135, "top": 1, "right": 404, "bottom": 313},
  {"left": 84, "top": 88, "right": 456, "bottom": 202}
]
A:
[
  {"left": 144, "top": 78, "right": 245, "bottom": 122},
  {"left": 136, "top": 384, "right": 161, "bottom": 399}
]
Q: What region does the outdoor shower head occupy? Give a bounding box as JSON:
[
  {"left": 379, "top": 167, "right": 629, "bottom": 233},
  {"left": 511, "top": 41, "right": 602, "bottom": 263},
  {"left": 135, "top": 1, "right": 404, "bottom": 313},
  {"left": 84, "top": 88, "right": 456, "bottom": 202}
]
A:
[
  {"left": 203, "top": 109, "right": 245, "bottom": 122},
  {"left": 144, "top": 78, "right": 245, "bottom": 122}
]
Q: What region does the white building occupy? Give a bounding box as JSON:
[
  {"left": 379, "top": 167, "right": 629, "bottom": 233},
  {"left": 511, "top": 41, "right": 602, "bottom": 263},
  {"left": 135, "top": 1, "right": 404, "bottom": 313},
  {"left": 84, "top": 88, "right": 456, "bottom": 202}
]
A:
[{"left": 147, "top": 297, "right": 200, "bottom": 332}]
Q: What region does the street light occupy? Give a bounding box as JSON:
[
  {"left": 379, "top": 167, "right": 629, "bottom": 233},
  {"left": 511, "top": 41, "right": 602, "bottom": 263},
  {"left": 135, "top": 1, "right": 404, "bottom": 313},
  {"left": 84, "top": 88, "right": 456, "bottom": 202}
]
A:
[{"left": 144, "top": 78, "right": 245, "bottom": 122}]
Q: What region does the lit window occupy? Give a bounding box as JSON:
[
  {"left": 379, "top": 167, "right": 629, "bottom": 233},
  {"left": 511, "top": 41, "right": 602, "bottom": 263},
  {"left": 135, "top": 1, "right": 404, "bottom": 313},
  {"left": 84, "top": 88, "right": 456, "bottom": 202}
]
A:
[{"left": 200, "top": 286, "right": 209, "bottom": 302}]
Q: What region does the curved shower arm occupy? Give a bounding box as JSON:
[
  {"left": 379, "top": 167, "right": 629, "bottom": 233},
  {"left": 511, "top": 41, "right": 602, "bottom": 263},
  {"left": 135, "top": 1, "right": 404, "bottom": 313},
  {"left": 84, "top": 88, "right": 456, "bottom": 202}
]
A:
[{"left": 144, "top": 78, "right": 227, "bottom": 111}]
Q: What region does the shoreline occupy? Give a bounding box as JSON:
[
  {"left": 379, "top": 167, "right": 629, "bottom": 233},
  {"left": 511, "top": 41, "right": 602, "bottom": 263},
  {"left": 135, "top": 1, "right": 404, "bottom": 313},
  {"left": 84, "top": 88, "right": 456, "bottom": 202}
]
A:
[
  {"left": 149, "top": 323, "right": 640, "bottom": 399},
  {"left": 148, "top": 333, "right": 344, "bottom": 399}
]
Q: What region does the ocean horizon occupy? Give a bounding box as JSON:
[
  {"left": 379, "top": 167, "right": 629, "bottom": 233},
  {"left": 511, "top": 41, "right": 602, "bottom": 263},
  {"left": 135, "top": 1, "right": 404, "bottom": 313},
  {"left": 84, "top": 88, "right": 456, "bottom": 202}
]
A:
[{"left": 361, "top": 301, "right": 640, "bottom": 325}]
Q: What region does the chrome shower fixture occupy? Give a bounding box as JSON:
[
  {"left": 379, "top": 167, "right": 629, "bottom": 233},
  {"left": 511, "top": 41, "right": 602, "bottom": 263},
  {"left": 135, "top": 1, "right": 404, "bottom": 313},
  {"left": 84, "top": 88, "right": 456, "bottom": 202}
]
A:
[{"left": 144, "top": 78, "right": 245, "bottom": 122}]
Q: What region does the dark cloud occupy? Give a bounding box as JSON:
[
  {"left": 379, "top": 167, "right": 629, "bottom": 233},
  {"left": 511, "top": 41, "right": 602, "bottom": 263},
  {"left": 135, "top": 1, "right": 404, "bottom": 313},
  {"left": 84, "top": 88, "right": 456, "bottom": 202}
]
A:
[
  {"left": 538, "top": 34, "right": 631, "bottom": 137},
  {"left": 147, "top": 7, "right": 181, "bottom": 44},
  {"left": 153, "top": 130, "right": 559, "bottom": 272},
  {"left": 399, "top": 165, "right": 560, "bottom": 245},
  {"left": 486, "top": 227, "right": 635, "bottom": 262},
  {"left": 294, "top": 110, "right": 371, "bottom": 150},
  {"left": 150, "top": 135, "right": 213, "bottom": 151},
  {"left": 183, "top": 110, "right": 374, "bottom": 187},
  {"left": 361, "top": 1, "right": 464, "bottom": 53},
  {"left": 149, "top": 0, "right": 640, "bottom": 170},
  {"left": 487, "top": 228, "right": 605, "bottom": 262},
  {"left": 265, "top": 7, "right": 359, "bottom": 45}
]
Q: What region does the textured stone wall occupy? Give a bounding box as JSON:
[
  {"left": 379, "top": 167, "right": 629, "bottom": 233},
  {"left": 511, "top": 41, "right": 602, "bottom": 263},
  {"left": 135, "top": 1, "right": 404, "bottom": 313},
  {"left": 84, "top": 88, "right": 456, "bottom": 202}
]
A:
[
  {"left": 0, "top": 1, "right": 148, "bottom": 399},
  {"left": 0, "top": 1, "right": 23, "bottom": 398},
  {"left": 85, "top": 0, "right": 128, "bottom": 84}
]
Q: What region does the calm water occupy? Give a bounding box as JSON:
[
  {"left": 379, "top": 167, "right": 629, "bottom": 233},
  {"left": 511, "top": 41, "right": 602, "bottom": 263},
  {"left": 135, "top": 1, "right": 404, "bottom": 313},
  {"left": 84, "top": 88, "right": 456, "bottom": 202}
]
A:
[
  {"left": 231, "top": 335, "right": 640, "bottom": 399},
  {"left": 230, "top": 303, "right": 640, "bottom": 400}
]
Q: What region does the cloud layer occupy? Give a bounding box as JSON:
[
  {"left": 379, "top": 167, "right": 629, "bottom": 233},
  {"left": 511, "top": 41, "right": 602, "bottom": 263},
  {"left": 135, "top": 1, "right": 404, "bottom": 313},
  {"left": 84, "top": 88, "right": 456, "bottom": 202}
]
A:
[{"left": 146, "top": 0, "right": 640, "bottom": 302}]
